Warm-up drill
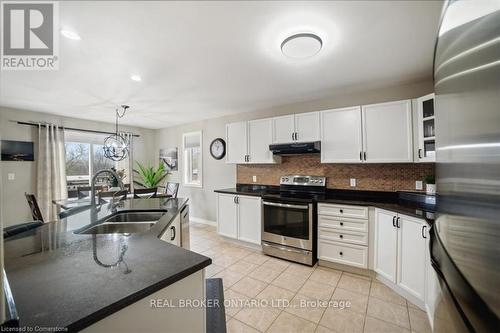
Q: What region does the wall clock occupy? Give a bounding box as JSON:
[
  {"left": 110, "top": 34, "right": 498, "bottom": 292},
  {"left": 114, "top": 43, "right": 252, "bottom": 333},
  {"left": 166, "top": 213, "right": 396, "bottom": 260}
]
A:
[{"left": 210, "top": 138, "right": 226, "bottom": 160}]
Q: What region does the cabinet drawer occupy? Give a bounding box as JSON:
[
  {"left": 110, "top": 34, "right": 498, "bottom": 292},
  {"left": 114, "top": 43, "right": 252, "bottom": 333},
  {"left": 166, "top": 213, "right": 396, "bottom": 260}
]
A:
[
  {"left": 318, "top": 203, "right": 368, "bottom": 219},
  {"left": 318, "top": 240, "right": 368, "bottom": 268},
  {"left": 318, "top": 215, "right": 368, "bottom": 233},
  {"left": 318, "top": 227, "right": 368, "bottom": 246}
]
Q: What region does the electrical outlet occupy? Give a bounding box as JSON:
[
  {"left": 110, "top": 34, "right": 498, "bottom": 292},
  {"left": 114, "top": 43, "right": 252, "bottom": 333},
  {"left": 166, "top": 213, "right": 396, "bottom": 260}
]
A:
[
  {"left": 252, "top": 175, "right": 257, "bottom": 183},
  {"left": 8, "top": 173, "right": 15, "bottom": 180},
  {"left": 416, "top": 180, "right": 423, "bottom": 190},
  {"left": 350, "top": 178, "right": 356, "bottom": 187}
]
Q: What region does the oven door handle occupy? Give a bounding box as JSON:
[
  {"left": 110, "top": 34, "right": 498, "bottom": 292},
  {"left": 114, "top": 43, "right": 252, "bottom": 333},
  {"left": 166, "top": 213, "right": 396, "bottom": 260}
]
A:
[{"left": 262, "top": 201, "right": 309, "bottom": 210}]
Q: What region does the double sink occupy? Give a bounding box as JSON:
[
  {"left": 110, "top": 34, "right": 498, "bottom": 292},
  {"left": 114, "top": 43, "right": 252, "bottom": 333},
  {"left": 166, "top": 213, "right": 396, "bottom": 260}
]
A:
[{"left": 76, "top": 211, "right": 167, "bottom": 235}]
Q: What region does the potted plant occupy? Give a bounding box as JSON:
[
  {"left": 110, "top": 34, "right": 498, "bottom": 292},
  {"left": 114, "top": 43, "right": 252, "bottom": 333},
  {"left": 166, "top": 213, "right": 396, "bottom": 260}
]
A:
[
  {"left": 133, "top": 161, "right": 170, "bottom": 188},
  {"left": 424, "top": 174, "right": 436, "bottom": 195}
]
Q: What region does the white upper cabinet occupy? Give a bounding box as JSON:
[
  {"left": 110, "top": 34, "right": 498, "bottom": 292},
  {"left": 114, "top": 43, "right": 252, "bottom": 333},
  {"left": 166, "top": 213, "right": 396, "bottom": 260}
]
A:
[
  {"left": 272, "top": 112, "right": 320, "bottom": 143},
  {"left": 415, "top": 93, "right": 436, "bottom": 162},
  {"left": 248, "top": 118, "right": 278, "bottom": 164},
  {"left": 321, "top": 106, "right": 363, "bottom": 163},
  {"left": 362, "top": 100, "right": 413, "bottom": 163},
  {"left": 272, "top": 115, "right": 295, "bottom": 143},
  {"left": 295, "top": 111, "right": 320, "bottom": 142},
  {"left": 226, "top": 121, "right": 248, "bottom": 164}
]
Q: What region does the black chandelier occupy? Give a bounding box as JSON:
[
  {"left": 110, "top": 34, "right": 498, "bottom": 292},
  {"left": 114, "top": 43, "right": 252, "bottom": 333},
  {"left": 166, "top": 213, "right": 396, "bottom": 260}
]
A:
[{"left": 103, "top": 105, "right": 130, "bottom": 161}]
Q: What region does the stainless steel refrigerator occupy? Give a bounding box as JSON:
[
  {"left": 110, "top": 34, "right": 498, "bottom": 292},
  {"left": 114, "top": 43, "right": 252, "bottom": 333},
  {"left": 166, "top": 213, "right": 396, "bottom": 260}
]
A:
[{"left": 431, "top": 1, "right": 500, "bottom": 332}]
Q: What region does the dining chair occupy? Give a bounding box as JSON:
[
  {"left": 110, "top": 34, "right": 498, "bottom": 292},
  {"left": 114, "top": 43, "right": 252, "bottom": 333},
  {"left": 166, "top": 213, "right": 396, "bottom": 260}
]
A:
[
  {"left": 133, "top": 187, "right": 158, "bottom": 199},
  {"left": 25, "top": 193, "right": 44, "bottom": 222},
  {"left": 97, "top": 189, "right": 128, "bottom": 202},
  {"left": 165, "top": 182, "right": 179, "bottom": 198},
  {"left": 3, "top": 220, "right": 44, "bottom": 239},
  {"left": 77, "top": 185, "right": 92, "bottom": 199}
]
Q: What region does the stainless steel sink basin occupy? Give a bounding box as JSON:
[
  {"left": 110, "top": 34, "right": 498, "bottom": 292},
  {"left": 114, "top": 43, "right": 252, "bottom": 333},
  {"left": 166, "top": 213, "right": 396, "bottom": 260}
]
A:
[
  {"left": 78, "top": 222, "right": 156, "bottom": 235},
  {"left": 76, "top": 211, "right": 166, "bottom": 235},
  {"left": 103, "top": 211, "right": 165, "bottom": 223}
]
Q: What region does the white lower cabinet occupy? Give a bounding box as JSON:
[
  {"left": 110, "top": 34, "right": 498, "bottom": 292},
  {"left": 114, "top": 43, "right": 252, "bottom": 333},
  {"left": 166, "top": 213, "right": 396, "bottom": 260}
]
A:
[
  {"left": 160, "top": 213, "right": 181, "bottom": 246},
  {"left": 217, "top": 193, "right": 261, "bottom": 245},
  {"left": 318, "top": 203, "right": 369, "bottom": 269},
  {"left": 374, "top": 208, "right": 427, "bottom": 303},
  {"left": 217, "top": 193, "right": 238, "bottom": 238},
  {"left": 238, "top": 195, "right": 261, "bottom": 244}
]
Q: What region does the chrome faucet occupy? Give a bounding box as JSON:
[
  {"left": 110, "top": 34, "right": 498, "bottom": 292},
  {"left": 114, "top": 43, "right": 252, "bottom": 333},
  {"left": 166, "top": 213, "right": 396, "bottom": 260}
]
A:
[{"left": 91, "top": 169, "right": 124, "bottom": 207}]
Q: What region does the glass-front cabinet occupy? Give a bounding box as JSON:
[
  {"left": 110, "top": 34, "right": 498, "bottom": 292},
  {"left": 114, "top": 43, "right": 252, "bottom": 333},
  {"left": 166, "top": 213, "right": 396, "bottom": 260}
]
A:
[{"left": 416, "top": 93, "right": 436, "bottom": 162}]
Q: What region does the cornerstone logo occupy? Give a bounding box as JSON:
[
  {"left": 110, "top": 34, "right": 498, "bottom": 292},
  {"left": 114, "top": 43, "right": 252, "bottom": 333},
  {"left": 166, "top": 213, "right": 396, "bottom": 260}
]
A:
[{"left": 1, "top": 1, "right": 59, "bottom": 70}]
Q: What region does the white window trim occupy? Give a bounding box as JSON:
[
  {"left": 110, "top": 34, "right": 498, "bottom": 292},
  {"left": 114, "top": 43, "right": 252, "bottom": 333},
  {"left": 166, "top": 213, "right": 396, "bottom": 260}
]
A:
[{"left": 182, "top": 131, "right": 203, "bottom": 188}]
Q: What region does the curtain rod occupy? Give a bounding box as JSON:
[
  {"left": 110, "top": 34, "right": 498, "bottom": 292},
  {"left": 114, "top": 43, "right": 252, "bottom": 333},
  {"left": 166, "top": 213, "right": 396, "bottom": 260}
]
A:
[{"left": 14, "top": 121, "right": 140, "bottom": 138}]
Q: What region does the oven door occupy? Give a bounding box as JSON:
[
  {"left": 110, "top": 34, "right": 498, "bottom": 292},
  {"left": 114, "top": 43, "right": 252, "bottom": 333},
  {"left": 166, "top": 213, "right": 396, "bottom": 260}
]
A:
[{"left": 261, "top": 201, "right": 312, "bottom": 251}]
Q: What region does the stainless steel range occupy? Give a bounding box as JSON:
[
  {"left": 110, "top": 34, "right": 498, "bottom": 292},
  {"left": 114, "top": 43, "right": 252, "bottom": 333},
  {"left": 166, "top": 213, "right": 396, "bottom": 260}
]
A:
[{"left": 261, "top": 175, "right": 326, "bottom": 266}]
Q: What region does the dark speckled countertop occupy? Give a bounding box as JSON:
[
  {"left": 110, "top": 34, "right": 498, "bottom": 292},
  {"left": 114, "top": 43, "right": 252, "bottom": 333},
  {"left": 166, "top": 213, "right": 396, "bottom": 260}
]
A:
[
  {"left": 215, "top": 185, "right": 436, "bottom": 223},
  {"left": 3, "top": 198, "right": 211, "bottom": 331}
]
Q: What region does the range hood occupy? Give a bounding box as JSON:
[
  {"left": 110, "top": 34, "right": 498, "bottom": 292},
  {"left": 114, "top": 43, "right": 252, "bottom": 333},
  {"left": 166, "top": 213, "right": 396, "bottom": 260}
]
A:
[{"left": 269, "top": 141, "right": 321, "bottom": 155}]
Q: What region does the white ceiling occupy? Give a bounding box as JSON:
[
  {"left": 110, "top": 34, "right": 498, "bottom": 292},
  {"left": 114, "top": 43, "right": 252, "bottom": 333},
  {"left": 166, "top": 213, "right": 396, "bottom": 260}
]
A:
[{"left": 0, "top": 1, "right": 443, "bottom": 129}]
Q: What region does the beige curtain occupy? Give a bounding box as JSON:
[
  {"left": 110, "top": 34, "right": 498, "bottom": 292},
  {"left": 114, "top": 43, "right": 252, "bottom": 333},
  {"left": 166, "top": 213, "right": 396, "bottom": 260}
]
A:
[{"left": 37, "top": 124, "right": 68, "bottom": 222}]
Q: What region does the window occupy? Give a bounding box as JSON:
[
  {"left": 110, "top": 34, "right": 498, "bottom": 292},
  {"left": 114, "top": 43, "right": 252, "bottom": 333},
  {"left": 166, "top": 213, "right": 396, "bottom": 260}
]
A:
[
  {"left": 65, "top": 142, "right": 90, "bottom": 181},
  {"left": 64, "top": 132, "right": 131, "bottom": 186},
  {"left": 183, "top": 131, "right": 202, "bottom": 187}
]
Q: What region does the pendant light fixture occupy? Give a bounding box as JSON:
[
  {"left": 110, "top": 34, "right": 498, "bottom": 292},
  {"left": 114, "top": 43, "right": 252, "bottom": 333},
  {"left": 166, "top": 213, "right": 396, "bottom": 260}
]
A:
[{"left": 103, "top": 105, "right": 130, "bottom": 161}]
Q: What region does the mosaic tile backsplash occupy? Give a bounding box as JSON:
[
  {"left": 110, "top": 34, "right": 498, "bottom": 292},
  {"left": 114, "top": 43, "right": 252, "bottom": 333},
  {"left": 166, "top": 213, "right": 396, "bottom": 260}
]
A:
[{"left": 237, "top": 155, "right": 435, "bottom": 192}]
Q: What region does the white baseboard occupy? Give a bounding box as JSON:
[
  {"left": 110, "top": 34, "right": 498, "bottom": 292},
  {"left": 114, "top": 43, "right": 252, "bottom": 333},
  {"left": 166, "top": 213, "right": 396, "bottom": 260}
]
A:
[{"left": 190, "top": 216, "right": 216, "bottom": 226}]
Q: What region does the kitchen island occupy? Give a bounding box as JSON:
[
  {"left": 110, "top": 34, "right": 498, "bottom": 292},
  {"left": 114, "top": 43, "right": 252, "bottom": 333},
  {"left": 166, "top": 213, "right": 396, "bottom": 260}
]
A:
[{"left": 3, "top": 198, "right": 211, "bottom": 332}]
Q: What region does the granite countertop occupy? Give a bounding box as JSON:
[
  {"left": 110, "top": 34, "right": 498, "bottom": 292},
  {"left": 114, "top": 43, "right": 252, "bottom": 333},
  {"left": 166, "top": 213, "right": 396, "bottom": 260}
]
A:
[
  {"left": 215, "top": 185, "right": 436, "bottom": 223},
  {"left": 3, "top": 198, "right": 211, "bottom": 331}
]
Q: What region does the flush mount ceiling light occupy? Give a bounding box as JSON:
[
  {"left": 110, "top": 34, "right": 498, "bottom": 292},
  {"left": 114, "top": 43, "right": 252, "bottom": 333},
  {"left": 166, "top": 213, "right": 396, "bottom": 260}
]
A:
[
  {"left": 60, "top": 29, "right": 81, "bottom": 40},
  {"left": 130, "top": 74, "right": 142, "bottom": 82},
  {"left": 281, "top": 33, "right": 322, "bottom": 59}
]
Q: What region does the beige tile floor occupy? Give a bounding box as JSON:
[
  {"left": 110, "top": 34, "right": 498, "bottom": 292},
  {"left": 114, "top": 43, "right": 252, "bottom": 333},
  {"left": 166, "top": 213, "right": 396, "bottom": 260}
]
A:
[{"left": 190, "top": 223, "right": 432, "bottom": 333}]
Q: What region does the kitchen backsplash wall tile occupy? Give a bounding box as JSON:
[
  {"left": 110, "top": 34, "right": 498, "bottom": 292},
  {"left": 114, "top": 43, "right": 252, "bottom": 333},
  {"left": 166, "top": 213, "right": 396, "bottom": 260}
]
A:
[{"left": 237, "top": 155, "right": 435, "bottom": 192}]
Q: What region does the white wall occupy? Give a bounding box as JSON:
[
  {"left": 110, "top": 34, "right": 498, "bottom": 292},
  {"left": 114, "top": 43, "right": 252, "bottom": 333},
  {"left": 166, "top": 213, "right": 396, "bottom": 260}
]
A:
[
  {"left": 0, "top": 107, "right": 156, "bottom": 227},
  {"left": 154, "top": 79, "right": 434, "bottom": 222}
]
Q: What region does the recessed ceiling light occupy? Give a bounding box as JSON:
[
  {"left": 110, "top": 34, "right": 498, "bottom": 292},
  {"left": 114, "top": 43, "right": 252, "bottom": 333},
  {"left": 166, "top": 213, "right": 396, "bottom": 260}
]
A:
[
  {"left": 60, "top": 29, "right": 81, "bottom": 40},
  {"left": 130, "top": 75, "right": 142, "bottom": 82},
  {"left": 281, "top": 33, "right": 322, "bottom": 59}
]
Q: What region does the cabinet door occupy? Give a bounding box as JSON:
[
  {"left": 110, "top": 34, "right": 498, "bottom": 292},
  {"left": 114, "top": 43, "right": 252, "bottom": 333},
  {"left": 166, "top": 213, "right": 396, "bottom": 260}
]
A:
[
  {"left": 272, "top": 115, "right": 295, "bottom": 143},
  {"left": 226, "top": 121, "right": 248, "bottom": 164},
  {"left": 238, "top": 195, "right": 261, "bottom": 244},
  {"left": 217, "top": 194, "right": 238, "bottom": 239},
  {"left": 248, "top": 118, "right": 276, "bottom": 164},
  {"left": 321, "top": 107, "right": 363, "bottom": 163},
  {"left": 374, "top": 209, "right": 398, "bottom": 283},
  {"left": 416, "top": 93, "right": 436, "bottom": 162},
  {"left": 397, "top": 214, "right": 426, "bottom": 301},
  {"left": 295, "top": 111, "right": 320, "bottom": 142},
  {"left": 362, "top": 100, "right": 413, "bottom": 162},
  {"left": 160, "top": 214, "right": 181, "bottom": 246}
]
